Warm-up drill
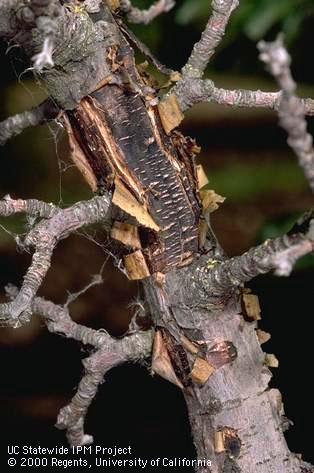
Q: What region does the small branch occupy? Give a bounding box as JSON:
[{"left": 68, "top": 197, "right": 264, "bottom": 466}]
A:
[
  {"left": 194, "top": 211, "right": 314, "bottom": 297},
  {"left": 5, "top": 287, "right": 153, "bottom": 446},
  {"left": 118, "top": 21, "right": 174, "bottom": 75},
  {"left": 64, "top": 261, "right": 107, "bottom": 307},
  {"left": 120, "top": 0, "right": 175, "bottom": 24},
  {"left": 259, "top": 36, "right": 314, "bottom": 192},
  {"left": 35, "top": 297, "right": 152, "bottom": 446},
  {"left": 0, "top": 194, "right": 111, "bottom": 327},
  {"left": 170, "top": 11, "right": 314, "bottom": 119},
  {"left": 0, "top": 195, "right": 57, "bottom": 218},
  {"left": 56, "top": 329, "right": 152, "bottom": 446},
  {"left": 171, "top": 76, "right": 314, "bottom": 115},
  {"left": 181, "top": 0, "right": 239, "bottom": 79},
  {"left": 0, "top": 99, "right": 59, "bottom": 146}
]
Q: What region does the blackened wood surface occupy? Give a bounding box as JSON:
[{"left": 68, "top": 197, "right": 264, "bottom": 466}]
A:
[{"left": 67, "top": 40, "right": 201, "bottom": 273}]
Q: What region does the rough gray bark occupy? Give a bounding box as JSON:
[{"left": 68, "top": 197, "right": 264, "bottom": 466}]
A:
[{"left": 0, "top": 1, "right": 313, "bottom": 472}]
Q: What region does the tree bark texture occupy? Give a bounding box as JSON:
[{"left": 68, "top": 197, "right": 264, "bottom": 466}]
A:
[{"left": 0, "top": 2, "right": 313, "bottom": 472}]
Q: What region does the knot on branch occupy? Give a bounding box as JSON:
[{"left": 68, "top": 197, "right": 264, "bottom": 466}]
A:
[{"left": 172, "top": 78, "right": 215, "bottom": 111}]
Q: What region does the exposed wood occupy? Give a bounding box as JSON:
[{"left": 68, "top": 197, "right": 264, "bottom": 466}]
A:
[
  {"left": 152, "top": 271, "right": 165, "bottom": 287},
  {"left": 107, "top": 0, "right": 120, "bottom": 11},
  {"left": 151, "top": 330, "right": 184, "bottom": 389},
  {"left": 241, "top": 291, "right": 262, "bottom": 321},
  {"left": 62, "top": 114, "right": 98, "bottom": 192},
  {"left": 190, "top": 357, "right": 215, "bottom": 385},
  {"left": 200, "top": 189, "right": 225, "bottom": 213},
  {"left": 265, "top": 353, "right": 279, "bottom": 368},
  {"left": 214, "top": 431, "right": 225, "bottom": 453},
  {"left": 93, "top": 75, "right": 113, "bottom": 93},
  {"left": 199, "top": 189, "right": 225, "bottom": 247},
  {"left": 157, "top": 94, "right": 184, "bottom": 134},
  {"left": 196, "top": 164, "right": 209, "bottom": 189},
  {"left": 256, "top": 328, "right": 271, "bottom": 345},
  {"left": 180, "top": 335, "right": 199, "bottom": 355},
  {"left": 110, "top": 221, "right": 141, "bottom": 248},
  {"left": 66, "top": 35, "right": 201, "bottom": 273},
  {"left": 112, "top": 179, "right": 160, "bottom": 232},
  {"left": 124, "top": 250, "right": 150, "bottom": 280}
]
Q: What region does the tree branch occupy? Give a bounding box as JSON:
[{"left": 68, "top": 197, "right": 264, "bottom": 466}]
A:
[
  {"left": 0, "top": 194, "right": 112, "bottom": 327},
  {"left": 56, "top": 328, "right": 152, "bottom": 445},
  {"left": 259, "top": 35, "right": 314, "bottom": 192},
  {"left": 194, "top": 211, "right": 314, "bottom": 297},
  {"left": 33, "top": 296, "right": 153, "bottom": 446},
  {"left": 171, "top": 76, "right": 314, "bottom": 116},
  {"left": 0, "top": 99, "right": 59, "bottom": 146},
  {"left": 181, "top": 0, "right": 238, "bottom": 79},
  {"left": 0, "top": 195, "right": 56, "bottom": 218},
  {"left": 5, "top": 286, "right": 153, "bottom": 446},
  {"left": 119, "top": 0, "right": 175, "bottom": 24}
]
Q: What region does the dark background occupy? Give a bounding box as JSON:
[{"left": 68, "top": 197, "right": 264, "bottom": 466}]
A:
[{"left": 0, "top": 1, "right": 313, "bottom": 470}]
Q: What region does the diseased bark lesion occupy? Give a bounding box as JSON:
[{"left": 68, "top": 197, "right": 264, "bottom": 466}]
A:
[{"left": 0, "top": 1, "right": 313, "bottom": 472}]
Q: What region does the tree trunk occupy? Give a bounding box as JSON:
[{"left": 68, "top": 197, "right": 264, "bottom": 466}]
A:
[{"left": 143, "top": 268, "right": 305, "bottom": 473}]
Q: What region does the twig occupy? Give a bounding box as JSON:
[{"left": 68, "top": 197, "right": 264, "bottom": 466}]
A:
[
  {"left": 259, "top": 35, "right": 314, "bottom": 192},
  {"left": 64, "top": 260, "right": 108, "bottom": 307},
  {"left": 0, "top": 99, "right": 59, "bottom": 145},
  {"left": 170, "top": 76, "right": 314, "bottom": 115},
  {"left": 0, "top": 195, "right": 57, "bottom": 218},
  {"left": 181, "top": 0, "right": 239, "bottom": 79},
  {"left": 5, "top": 287, "right": 153, "bottom": 446},
  {"left": 194, "top": 211, "right": 314, "bottom": 297},
  {"left": 36, "top": 297, "right": 152, "bottom": 446},
  {"left": 118, "top": 21, "right": 174, "bottom": 75},
  {"left": 120, "top": 0, "right": 175, "bottom": 25},
  {"left": 56, "top": 329, "right": 152, "bottom": 446},
  {"left": 0, "top": 194, "right": 112, "bottom": 327}
]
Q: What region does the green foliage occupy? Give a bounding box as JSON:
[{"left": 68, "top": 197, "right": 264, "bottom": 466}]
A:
[{"left": 176, "top": 0, "right": 314, "bottom": 44}]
